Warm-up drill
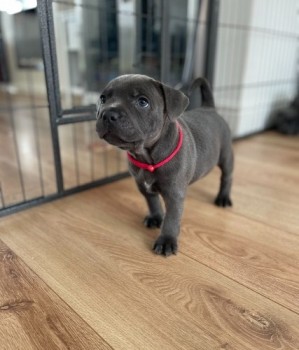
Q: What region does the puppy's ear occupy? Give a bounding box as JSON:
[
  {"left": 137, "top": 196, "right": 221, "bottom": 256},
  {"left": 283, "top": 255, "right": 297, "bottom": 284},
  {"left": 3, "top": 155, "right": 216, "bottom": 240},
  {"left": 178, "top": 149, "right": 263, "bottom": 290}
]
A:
[{"left": 159, "top": 82, "right": 189, "bottom": 120}]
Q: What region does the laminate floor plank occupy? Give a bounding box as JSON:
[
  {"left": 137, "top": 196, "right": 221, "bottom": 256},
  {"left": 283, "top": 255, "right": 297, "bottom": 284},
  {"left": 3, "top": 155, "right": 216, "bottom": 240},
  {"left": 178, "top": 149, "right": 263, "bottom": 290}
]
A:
[
  {"left": 0, "top": 191, "right": 298, "bottom": 348},
  {"left": 0, "top": 240, "right": 112, "bottom": 350},
  {"left": 0, "top": 132, "right": 298, "bottom": 349},
  {"left": 91, "top": 177, "right": 299, "bottom": 314},
  {"left": 246, "top": 132, "right": 299, "bottom": 150},
  {"left": 234, "top": 134, "right": 299, "bottom": 168}
]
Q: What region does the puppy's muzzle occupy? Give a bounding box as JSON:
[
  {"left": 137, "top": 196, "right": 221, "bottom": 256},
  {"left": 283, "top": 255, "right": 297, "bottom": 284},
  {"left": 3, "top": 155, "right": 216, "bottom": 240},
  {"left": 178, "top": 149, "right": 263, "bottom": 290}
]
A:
[{"left": 96, "top": 108, "right": 123, "bottom": 138}]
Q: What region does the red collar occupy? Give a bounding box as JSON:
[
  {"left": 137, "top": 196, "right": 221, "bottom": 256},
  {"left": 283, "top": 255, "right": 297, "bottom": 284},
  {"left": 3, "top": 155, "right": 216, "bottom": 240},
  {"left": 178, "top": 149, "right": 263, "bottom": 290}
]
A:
[{"left": 127, "top": 123, "right": 183, "bottom": 173}]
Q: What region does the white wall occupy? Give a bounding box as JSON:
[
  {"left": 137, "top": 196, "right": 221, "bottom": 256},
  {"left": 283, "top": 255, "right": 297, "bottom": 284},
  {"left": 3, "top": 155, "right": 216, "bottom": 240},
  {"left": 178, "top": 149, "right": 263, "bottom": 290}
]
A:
[{"left": 213, "top": 0, "right": 298, "bottom": 137}]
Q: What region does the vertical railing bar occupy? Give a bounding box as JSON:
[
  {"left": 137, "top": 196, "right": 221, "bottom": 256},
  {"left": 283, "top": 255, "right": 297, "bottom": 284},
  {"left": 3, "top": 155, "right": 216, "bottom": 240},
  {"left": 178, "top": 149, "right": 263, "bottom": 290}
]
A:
[
  {"left": 260, "top": 31, "right": 266, "bottom": 131},
  {"left": 219, "top": 3, "right": 229, "bottom": 130},
  {"left": 181, "top": 0, "right": 201, "bottom": 87},
  {"left": 93, "top": 127, "right": 96, "bottom": 181},
  {"left": 282, "top": 3, "right": 290, "bottom": 111},
  {"left": 146, "top": 0, "right": 151, "bottom": 55},
  {"left": 37, "top": 0, "right": 64, "bottom": 193},
  {"left": 204, "top": 0, "right": 220, "bottom": 89},
  {"left": 102, "top": 3, "right": 109, "bottom": 75},
  {"left": 27, "top": 69, "right": 45, "bottom": 197},
  {"left": 72, "top": 124, "right": 80, "bottom": 185},
  {"left": 7, "top": 92, "right": 26, "bottom": 202},
  {"left": 231, "top": 1, "right": 242, "bottom": 132},
  {"left": 150, "top": 0, "right": 154, "bottom": 54},
  {"left": 89, "top": 122, "right": 95, "bottom": 181},
  {"left": 278, "top": 6, "right": 290, "bottom": 113},
  {"left": 269, "top": 3, "right": 276, "bottom": 127},
  {"left": 135, "top": 0, "right": 142, "bottom": 71},
  {"left": 230, "top": 2, "right": 239, "bottom": 133},
  {"left": 160, "top": 0, "right": 170, "bottom": 83},
  {"left": 42, "top": 0, "right": 62, "bottom": 117},
  {"left": 117, "top": 149, "right": 121, "bottom": 174},
  {"left": 0, "top": 182, "right": 5, "bottom": 209},
  {"left": 104, "top": 144, "right": 108, "bottom": 178}
]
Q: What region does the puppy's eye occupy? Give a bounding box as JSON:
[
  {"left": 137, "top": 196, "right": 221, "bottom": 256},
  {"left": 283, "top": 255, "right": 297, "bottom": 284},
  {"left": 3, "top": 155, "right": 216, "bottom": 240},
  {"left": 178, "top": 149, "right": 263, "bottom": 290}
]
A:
[
  {"left": 100, "top": 95, "right": 106, "bottom": 104},
  {"left": 137, "top": 97, "right": 149, "bottom": 108}
]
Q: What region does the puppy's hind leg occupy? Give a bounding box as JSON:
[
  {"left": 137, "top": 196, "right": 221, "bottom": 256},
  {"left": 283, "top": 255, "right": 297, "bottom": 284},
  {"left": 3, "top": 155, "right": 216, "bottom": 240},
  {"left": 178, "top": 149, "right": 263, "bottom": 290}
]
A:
[
  {"left": 136, "top": 182, "right": 164, "bottom": 228},
  {"left": 215, "top": 146, "right": 234, "bottom": 207}
]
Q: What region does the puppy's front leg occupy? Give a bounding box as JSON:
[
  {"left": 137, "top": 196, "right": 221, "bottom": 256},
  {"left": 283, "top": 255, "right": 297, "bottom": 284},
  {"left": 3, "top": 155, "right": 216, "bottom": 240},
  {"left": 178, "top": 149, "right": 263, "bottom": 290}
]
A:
[
  {"left": 136, "top": 182, "right": 164, "bottom": 228},
  {"left": 153, "top": 189, "right": 185, "bottom": 257}
]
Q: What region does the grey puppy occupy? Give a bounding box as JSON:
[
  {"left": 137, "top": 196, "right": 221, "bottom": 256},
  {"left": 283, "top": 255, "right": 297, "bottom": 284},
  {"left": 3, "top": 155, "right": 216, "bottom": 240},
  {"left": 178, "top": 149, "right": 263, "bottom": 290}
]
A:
[{"left": 96, "top": 74, "right": 233, "bottom": 256}]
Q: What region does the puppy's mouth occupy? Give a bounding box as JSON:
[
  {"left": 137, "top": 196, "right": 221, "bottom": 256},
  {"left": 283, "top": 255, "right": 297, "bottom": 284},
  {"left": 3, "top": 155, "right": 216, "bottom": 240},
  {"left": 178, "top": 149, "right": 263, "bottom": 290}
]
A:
[{"left": 98, "top": 130, "right": 140, "bottom": 150}]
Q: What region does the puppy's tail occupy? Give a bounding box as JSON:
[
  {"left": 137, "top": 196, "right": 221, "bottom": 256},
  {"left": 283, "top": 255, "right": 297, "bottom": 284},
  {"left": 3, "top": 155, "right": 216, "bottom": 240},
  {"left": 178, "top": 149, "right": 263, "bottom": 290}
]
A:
[{"left": 188, "top": 77, "right": 215, "bottom": 108}]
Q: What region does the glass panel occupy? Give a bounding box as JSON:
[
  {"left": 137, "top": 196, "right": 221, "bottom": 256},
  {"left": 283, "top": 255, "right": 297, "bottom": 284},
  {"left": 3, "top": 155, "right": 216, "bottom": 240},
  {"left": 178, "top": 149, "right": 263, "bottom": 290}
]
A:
[
  {"left": 0, "top": 106, "right": 57, "bottom": 207},
  {"left": 137, "top": 0, "right": 161, "bottom": 80},
  {"left": 53, "top": 0, "right": 162, "bottom": 110},
  {"left": 169, "top": 17, "right": 188, "bottom": 85},
  {"left": 168, "top": 0, "right": 201, "bottom": 86},
  {"left": 0, "top": 9, "right": 48, "bottom": 109},
  {"left": 0, "top": 9, "right": 56, "bottom": 208}
]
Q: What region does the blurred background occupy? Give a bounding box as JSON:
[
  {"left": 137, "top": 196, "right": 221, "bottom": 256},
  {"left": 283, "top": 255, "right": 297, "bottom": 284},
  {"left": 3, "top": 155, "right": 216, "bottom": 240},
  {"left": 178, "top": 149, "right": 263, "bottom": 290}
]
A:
[{"left": 0, "top": 0, "right": 297, "bottom": 215}]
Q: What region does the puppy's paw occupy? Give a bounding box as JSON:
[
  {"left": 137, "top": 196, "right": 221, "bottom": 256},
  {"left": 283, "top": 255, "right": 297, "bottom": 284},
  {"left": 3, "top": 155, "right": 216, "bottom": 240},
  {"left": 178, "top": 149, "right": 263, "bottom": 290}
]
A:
[
  {"left": 143, "top": 214, "right": 163, "bottom": 229},
  {"left": 215, "top": 194, "right": 233, "bottom": 207},
  {"left": 153, "top": 235, "right": 178, "bottom": 257}
]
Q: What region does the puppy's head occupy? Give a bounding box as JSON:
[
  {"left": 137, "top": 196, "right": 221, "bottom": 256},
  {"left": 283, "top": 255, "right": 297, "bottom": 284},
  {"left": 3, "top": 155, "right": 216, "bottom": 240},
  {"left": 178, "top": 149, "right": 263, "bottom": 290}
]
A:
[{"left": 96, "top": 74, "right": 189, "bottom": 152}]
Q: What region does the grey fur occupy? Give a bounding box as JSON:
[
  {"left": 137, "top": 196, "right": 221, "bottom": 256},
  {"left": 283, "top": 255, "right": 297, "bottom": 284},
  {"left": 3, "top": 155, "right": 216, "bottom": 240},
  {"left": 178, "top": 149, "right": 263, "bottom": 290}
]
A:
[{"left": 96, "top": 74, "right": 233, "bottom": 256}]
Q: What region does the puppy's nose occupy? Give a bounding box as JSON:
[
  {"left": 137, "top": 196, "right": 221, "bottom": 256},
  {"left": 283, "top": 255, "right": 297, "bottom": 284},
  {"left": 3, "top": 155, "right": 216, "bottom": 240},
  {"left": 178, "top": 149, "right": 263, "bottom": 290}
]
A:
[{"left": 102, "top": 110, "right": 121, "bottom": 122}]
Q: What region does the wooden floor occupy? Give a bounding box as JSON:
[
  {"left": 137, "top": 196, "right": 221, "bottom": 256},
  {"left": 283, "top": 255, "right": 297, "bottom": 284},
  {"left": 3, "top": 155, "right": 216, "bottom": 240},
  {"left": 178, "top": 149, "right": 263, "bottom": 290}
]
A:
[{"left": 0, "top": 132, "right": 299, "bottom": 350}]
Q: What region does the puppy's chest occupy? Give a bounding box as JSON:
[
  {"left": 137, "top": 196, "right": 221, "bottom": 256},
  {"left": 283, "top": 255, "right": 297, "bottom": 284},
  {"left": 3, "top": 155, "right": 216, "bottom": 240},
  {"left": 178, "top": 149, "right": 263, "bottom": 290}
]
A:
[{"left": 136, "top": 169, "right": 157, "bottom": 193}]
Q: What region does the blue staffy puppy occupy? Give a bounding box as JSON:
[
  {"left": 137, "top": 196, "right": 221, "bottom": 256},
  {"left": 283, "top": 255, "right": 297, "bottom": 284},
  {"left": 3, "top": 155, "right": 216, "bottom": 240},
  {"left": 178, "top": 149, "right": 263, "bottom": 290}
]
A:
[{"left": 96, "top": 74, "right": 233, "bottom": 256}]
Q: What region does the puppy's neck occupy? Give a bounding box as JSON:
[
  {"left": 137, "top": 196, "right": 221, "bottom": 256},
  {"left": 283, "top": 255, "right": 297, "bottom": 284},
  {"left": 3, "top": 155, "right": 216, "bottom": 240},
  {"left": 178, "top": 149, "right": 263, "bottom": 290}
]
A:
[
  {"left": 130, "top": 121, "right": 179, "bottom": 165},
  {"left": 132, "top": 143, "right": 152, "bottom": 163},
  {"left": 149, "top": 121, "right": 179, "bottom": 162}
]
